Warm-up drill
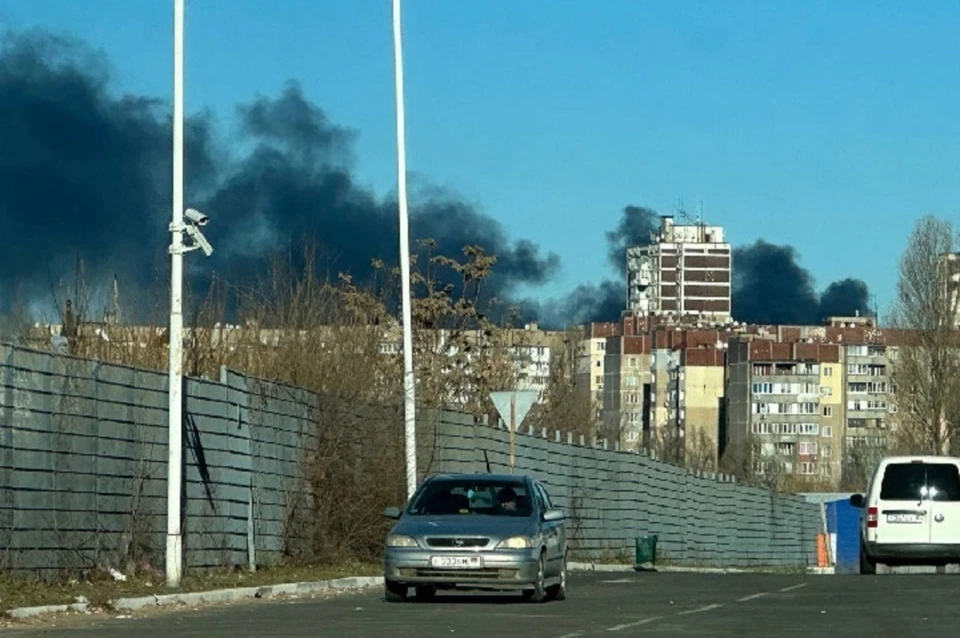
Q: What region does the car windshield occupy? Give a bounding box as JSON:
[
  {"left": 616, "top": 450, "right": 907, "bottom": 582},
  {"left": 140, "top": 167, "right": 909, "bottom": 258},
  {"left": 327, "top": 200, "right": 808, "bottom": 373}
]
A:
[{"left": 407, "top": 479, "right": 533, "bottom": 517}]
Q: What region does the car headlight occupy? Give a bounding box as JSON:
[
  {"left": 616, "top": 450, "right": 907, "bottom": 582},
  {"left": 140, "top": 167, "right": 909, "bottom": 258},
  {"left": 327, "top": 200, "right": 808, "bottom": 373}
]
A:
[
  {"left": 497, "top": 536, "right": 534, "bottom": 549},
  {"left": 386, "top": 534, "right": 418, "bottom": 548}
]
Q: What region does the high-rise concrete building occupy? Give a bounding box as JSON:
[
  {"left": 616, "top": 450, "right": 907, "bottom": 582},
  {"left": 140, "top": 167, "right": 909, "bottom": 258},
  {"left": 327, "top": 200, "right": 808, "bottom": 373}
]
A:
[
  {"left": 725, "top": 337, "right": 841, "bottom": 482},
  {"left": 626, "top": 216, "right": 732, "bottom": 322}
]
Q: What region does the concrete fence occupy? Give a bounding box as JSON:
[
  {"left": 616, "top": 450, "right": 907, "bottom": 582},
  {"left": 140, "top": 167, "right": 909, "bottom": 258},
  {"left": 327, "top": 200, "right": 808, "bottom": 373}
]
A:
[
  {"left": 430, "top": 413, "right": 822, "bottom": 568},
  {"left": 0, "top": 342, "right": 821, "bottom": 577},
  {"left": 0, "top": 344, "right": 316, "bottom": 577}
]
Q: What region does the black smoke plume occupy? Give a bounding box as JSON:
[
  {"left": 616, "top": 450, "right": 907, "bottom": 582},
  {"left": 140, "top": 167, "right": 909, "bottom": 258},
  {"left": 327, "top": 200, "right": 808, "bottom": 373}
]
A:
[
  {"left": 0, "top": 27, "right": 873, "bottom": 330},
  {"left": 536, "top": 210, "right": 872, "bottom": 328},
  {"left": 0, "top": 28, "right": 559, "bottom": 321},
  {"left": 732, "top": 241, "right": 872, "bottom": 324}
]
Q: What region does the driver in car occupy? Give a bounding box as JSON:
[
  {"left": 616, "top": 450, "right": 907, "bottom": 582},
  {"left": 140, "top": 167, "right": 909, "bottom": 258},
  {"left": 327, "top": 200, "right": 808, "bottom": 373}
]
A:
[{"left": 497, "top": 486, "right": 518, "bottom": 512}]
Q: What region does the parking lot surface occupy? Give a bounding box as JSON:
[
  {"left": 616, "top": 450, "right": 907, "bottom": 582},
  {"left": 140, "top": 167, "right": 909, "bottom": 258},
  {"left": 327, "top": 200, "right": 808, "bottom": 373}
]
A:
[{"left": 8, "top": 571, "right": 960, "bottom": 637}]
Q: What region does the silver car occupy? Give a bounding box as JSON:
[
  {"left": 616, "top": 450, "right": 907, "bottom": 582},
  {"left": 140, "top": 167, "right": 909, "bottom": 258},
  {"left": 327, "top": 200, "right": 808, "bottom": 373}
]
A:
[{"left": 382, "top": 473, "right": 568, "bottom": 603}]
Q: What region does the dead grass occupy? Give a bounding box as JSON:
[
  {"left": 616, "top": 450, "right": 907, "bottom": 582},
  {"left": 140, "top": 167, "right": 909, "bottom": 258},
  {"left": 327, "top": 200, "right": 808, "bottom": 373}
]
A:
[{"left": 0, "top": 561, "right": 380, "bottom": 614}]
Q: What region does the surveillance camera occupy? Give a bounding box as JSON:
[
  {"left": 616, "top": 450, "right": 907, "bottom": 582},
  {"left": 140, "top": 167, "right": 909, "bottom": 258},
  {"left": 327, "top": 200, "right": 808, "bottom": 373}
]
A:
[
  {"left": 184, "top": 208, "right": 209, "bottom": 226},
  {"left": 184, "top": 224, "right": 214, "bottom": 257}
]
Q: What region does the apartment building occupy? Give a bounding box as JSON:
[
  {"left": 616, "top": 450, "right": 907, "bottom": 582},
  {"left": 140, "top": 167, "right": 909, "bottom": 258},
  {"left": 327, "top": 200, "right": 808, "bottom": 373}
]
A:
[
  {"left": 625, "top": 216, "right": 732, "bottom": 322},
  {"left": 576, "top": 322, "right": 619, "bottom": 419},
  {"left": 600, "top": 334, "right": 653, "bottom": 450},
  {"left": 725, "top": 337, "right": 841, "bottom": 483},
  {"left": 667, "top": 347, "right": 726, "bottom": 469}
]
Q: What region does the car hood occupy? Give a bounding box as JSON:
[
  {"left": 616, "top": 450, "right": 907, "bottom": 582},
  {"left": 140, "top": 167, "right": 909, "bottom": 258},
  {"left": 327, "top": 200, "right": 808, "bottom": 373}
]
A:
[{"left": 392, "top": 515, "right": 537, "bottom": 539}]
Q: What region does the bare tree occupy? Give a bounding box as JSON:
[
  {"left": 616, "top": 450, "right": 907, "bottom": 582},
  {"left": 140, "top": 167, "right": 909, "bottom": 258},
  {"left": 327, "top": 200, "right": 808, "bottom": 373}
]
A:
[
  {"left": 840, "top": 435, "right": 890, "bottom": 492},
  {"left": 888, "top": 215, "right": 960, "bottom": 455},
  {"left": 527, "top": 327, "right": 596, "bottom": 438},
  {"left": 683, "top": 427, "right": 718, "bottom": 473}
]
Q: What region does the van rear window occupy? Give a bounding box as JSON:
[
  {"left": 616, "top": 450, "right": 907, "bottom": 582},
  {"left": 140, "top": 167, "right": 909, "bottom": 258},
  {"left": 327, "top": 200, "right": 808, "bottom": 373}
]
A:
[
  {"left": 880, "top": 462, "right": 960, "bottom": 501},
  {"left": 927, "top": 464, "right": 960, "bottom": 501},
  {"left": 880, "top": 464, "right": 925, "bottom": 500}
]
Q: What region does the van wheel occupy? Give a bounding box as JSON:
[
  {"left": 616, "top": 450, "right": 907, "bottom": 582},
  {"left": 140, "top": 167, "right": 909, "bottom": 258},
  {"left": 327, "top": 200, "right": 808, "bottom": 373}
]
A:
[{"left": 860, "top": 543, "right": 876, "bottom": 575}]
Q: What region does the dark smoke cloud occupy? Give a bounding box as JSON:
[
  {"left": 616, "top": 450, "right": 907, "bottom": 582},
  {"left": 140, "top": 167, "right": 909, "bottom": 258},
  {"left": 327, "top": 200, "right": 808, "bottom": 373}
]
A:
[
  {"left": 605, "top": 205, "right": 659, "bottom": 271},
  {"left": 0, "top": 27, "right": 873, "bottom": 330},
  {"left": 535, "top": 212, "right": 873, "bottom": 329},
  {"left": 0, "top": 29, "right": 559, "bottom": 320},
  {"left": 0, "top": 29, "right": 217, "bottom": 312},
  {"left": 731, "top": 242, "right": 873, "bottom": 324}
]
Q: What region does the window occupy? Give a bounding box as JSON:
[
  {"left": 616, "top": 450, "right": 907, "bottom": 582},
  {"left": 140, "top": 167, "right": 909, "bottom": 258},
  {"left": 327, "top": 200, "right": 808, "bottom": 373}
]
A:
[
  {"left": 823, "top": 366, "right": 833, "bottom": 377},
  {"left": 822, "top": 406, "right": 833, "bottom": 417},
  {"left": 535, "top": 483, "right": 554, "bottom": 512},
  {"left": 776, "top": 442, "right": 795, "bottom": 456},
  {"left": 798, "top": 442, "right": 818, "bottom": 455},
  {"left": 822, "top": 445, "right": 832, "bottom": 458},
  {"left": 880, "top": 464, "right": 928, "bottom": 501},
  {"left": 799, "top": 462, "right": 816, "bottom": 475},
  {"left": 822, "top": 426, "right": 833, "bottom": 438},
  {"left": 820, "top": 386, "right": 833, "bottom": 397},
  {"left": 928, "top": 464, "right": 960, "bottom": 502},
  {"left": 626, "top": 430, "right": 640, "bottom": 442}
]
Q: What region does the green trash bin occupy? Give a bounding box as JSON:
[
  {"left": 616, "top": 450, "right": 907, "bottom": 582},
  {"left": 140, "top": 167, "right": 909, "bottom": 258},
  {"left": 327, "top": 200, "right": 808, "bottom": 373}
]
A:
[{"left": 635, "top": 534, "right": 658, "bottom": 568}]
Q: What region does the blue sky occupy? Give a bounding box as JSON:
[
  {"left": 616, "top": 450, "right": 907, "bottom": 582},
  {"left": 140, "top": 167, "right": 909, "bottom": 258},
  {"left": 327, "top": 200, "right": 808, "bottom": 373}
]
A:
[{"left": 2, "top": 0, "right": 959, "bottom": 316}]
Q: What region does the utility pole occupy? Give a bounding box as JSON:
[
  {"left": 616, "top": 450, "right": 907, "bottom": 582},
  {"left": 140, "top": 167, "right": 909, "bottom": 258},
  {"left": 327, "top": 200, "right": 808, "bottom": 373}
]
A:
[
  {"left": 392, "top": 0, "right": 417, "bottom": 499},
  {"left": 166, "top": 0, "right": 186, "bottom": 589}
]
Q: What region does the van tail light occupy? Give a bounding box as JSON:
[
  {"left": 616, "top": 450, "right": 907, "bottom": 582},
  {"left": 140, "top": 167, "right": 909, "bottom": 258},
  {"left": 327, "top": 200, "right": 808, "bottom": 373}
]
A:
[{"left": 867, "top": 507, "right": 878, "bottom": 528}]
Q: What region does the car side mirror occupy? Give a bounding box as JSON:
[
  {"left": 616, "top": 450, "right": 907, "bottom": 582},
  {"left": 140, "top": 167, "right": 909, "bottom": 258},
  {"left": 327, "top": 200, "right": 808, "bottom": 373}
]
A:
[
  {"left": 543, "top": 508, "right": 565, "bottom": 522},
  {"left": 849, "top": 494, "right": 865, "bottom": 508},
  {"left": 383, "top": 506, "right": 402, "bottom": 519}
]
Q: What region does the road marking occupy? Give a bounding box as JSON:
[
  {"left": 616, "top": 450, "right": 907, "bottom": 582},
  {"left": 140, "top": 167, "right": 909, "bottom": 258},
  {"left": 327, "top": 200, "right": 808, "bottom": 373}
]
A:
[
  {"left": 606, "top": 616, "right": 665, "bottom": 631},
  {"left": 601, "top": 579, "right": 634, "bottom": 583},
  {"left": 737, "top": 592, "right": 768, "bottom": 602},
  {"left": 556, "top": 633, "right": 584, "bottom": 638},
  {"left": 779, "top": 583, "right": 808, "bottom": 593},
  {"left": 677, "top": 603, "right": 723, "bottom": 616}
]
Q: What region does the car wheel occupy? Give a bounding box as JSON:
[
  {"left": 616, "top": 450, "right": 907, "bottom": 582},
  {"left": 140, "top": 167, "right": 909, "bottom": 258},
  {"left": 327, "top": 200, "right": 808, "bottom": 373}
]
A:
[
  {"left": 385, "top": 580, "right": 408, "bottom": 602},
  {"left": 526, "top": 552, "right": 548, "bottom": 603},
  {"left": 415, "top": 586, "right": 437, "bottom": 601},
  {"left": 859, "top": 542, "right": 876, "bottom": 575},
  {"left": 548, "top": 552, "right": 567, "bottom": 601}
]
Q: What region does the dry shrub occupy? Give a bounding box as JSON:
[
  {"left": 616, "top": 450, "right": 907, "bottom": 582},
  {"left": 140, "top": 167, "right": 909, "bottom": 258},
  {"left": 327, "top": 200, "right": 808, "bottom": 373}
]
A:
[{"left": 10, "top": 240, "right": 592, "bottom": 564}]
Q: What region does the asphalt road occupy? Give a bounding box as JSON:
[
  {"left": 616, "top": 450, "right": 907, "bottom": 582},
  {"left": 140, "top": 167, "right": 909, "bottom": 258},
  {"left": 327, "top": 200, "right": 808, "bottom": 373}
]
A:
[{"left": 8, "top": 571, "right": 960, "bottom": 637}]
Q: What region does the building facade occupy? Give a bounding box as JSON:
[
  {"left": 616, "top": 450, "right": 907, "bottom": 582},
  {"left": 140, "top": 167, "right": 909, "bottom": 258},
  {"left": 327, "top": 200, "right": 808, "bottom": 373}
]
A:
[{"left": 625, "top": 216, "right": 732, "bottom": 322}]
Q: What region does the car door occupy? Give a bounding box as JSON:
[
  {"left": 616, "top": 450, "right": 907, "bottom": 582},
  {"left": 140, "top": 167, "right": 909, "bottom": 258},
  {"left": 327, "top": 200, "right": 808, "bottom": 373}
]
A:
[
  {"left": 874, "top": 462, "right": 931, "bottom": 545},
  {"left": 535, "top": 482, "right": 564, "bottom": 577},
  {"left": 925, "top": 461, "right": 960, "bottom": 546}
]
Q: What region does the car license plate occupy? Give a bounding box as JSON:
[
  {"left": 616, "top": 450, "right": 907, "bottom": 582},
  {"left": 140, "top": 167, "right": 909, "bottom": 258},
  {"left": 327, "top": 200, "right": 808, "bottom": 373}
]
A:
[
  {"left": 429, "top": 555, "right": 483, "bottom": 569},
  {"left": 887, "top": 513, "right": 923, "bottom": 524}
]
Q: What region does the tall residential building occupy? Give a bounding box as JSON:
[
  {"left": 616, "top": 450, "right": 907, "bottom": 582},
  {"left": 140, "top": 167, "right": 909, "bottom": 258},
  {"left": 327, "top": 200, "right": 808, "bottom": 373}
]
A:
[
  {"left": 600, "top": 334, "right": 653, "bottom": 450},
  {"left": 625, "top": 215, "right": 732, "bottom": 322},
  {"left": 725, "top": 337, "right": 841, "bottom": 483},
  {"left": 667, "top": 346, "right": 726, "bottom": 470},
  {"left": 576, "top": 322, "right": 619, "bottom": 420}
]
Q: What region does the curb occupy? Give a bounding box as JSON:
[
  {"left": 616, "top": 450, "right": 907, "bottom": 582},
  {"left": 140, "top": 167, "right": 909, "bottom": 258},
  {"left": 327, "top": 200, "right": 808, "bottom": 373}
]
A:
[
  {"left": 569, "top": 561, "right": 746, "bottom": 574},
  {"left": 4, "top": 576, "right": 384, "bottom": 620},
  {"left": 570, "top": 561, "right": 825, "bottom": 575},
  {"left": 7, "top": 599, "right": 91, "bottom": 620}
]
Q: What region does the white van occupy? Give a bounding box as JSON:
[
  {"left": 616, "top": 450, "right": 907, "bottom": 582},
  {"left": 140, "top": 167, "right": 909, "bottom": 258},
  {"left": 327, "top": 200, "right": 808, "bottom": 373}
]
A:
[{"left": 850, "top": 455, "right": 960, "bottom": 573}]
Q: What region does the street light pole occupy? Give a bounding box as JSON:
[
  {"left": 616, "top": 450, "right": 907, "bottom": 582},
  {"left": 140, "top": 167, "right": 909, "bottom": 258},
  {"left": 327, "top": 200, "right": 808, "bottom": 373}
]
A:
[
  {"left": 166, "top": 0, "right": 186, "bottom": 588},
  {"left": 392, "top": 0, "right": 417, "bottom": 499}
]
